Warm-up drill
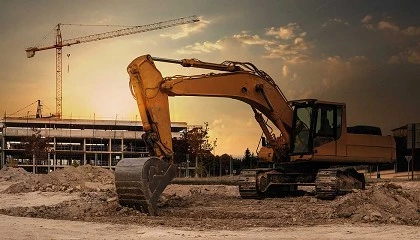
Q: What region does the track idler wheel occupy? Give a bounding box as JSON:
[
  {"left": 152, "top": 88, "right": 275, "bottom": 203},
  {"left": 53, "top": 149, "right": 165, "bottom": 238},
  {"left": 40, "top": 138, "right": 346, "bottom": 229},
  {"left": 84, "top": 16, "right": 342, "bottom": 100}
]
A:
[{"left": 115, "top": 157, "right": 176, "bottom": 215}]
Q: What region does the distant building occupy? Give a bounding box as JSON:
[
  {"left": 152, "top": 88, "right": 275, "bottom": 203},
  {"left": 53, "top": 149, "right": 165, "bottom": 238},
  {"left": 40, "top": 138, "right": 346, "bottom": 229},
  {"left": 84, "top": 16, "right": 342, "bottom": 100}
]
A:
[
  {"left": 0, "top": 117, "right": 187, "bottom": 173},
  {"left": 392, "top": 123, "right": 420, "bottom": 172}
]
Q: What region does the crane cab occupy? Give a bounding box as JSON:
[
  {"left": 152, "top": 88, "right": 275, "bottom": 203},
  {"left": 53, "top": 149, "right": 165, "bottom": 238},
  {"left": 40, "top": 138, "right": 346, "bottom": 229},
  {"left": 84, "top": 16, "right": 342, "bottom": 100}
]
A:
[{"left": 289, "top": 99, "right": 395, "bottom": 164}]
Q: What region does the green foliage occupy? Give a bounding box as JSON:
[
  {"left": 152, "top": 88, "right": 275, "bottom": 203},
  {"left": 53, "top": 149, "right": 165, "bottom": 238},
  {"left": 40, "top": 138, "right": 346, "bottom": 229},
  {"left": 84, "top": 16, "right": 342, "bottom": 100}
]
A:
[
  {"left": 194, "top": 162, "right": 209, "bottom": 177},
  {"left": 187, "top": 122, "right": 213, "bottom": 156},
  {"left": 71, "top": 160, "right": 79, "bottom": 167},
  {"left": 241, "top": 148, "right": 258, "bottom": 169},
  {"left": 23, "top": 129, "right": 50, "bottom": 161},
  {"left": 8, "top": 157, "right": 18, "bottom": 168},
  {"left": 173, "top": 122, "right": 214, "bottom": 164}
]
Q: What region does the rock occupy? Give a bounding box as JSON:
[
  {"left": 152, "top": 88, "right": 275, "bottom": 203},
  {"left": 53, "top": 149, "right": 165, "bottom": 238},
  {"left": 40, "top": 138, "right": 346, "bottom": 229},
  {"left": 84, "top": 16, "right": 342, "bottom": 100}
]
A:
[
  {"left": 106, "top": 197, "right": 117, "bottom": 202},
  {"left": 370, "top": 211, "right": 382, "bottom": 221},
  {"left": 75, "top": 185, "right": 82, "bottom": 191}
]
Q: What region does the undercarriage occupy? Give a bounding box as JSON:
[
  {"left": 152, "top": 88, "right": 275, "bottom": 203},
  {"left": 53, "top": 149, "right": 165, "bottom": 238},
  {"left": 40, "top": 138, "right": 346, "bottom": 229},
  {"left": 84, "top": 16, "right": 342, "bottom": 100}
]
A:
[{"left": 238, "top": 163, "right": 366, "bottom": 200}]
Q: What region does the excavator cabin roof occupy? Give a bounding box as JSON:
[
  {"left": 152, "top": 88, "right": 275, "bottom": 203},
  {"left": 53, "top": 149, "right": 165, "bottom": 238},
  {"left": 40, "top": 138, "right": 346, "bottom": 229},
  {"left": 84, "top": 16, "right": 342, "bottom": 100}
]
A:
[{"left": 289, "top": 99, "right": 346, "bottom": 107}]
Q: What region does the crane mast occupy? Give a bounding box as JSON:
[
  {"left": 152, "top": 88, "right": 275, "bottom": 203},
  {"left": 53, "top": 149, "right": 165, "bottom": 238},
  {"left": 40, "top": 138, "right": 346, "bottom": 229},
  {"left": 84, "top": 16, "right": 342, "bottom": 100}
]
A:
[{"left": 26, "top": 16, "right": 199, "bottom": 118}]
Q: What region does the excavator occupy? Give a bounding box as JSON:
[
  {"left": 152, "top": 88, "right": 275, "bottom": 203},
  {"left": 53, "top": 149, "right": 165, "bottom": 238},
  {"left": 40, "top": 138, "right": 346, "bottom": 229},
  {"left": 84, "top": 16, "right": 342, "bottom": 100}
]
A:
[{"left": 115, "top": 54, "right": 396, "bottom": 215}]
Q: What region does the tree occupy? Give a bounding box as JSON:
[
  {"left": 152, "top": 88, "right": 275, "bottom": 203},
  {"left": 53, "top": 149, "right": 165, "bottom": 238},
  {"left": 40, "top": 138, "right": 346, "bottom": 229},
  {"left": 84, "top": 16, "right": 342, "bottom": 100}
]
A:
[
  {"left": 172, "top": 122, "right": 215, "bottom": 177},
  {"left": 241, "top": 148, "right": 258, "bottom": 169},
  {"left": 187, "top": 122, "right": 213, "bottom": 157},
  {"left": 23, "top": 129, "right": 50, "bottom": 173}
]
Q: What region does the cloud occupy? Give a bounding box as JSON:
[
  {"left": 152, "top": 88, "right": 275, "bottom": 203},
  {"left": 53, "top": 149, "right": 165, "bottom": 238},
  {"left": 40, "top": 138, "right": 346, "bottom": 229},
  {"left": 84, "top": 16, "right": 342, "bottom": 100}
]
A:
[
  {"left": 407, "top": 45, "right": 420, "bottom": 64},
  {"left": 361, "top": 15, "right": 373, "bottom": 24},
  {"left": 282, "top": 65, "right": 289, "bottom": 77},
  {"left": 245, "top": 118, "right": 255, "bottom": 127},
  {"left": 282, "top": 64, "right": 298, "bottom": 81},
  {"left": 388, "top": 43, "right": 420, "bottom": 65},
  {"left": 176, "top": 22, "right": 313, "bottom": 62},
  {"left": 160, "top": 16, "right": 210, "bottom": 40},
  {"left": 322, "top": 18, "right": 350, "bottom": 28},
  {"left": 263, "top": 37, "right": 313, "bottom": 62},
  {"left": 176, "top": 39, "right": 224, "bottom": 54},
  {"left": 212, "top": 118, "right": 225, "bottom": 129},
  {"left": 388, "top": 55, "right": 401, "bottom": 64},
  {"left": 362, "top": 16, "right": 420, "bottom": 37},
  {"left": 361, "top": 15, "right": 375, "bottom": 29},
  {"left": 233, "top": 32, "right": 275, "bottom": 45},
  {"left": 349, "top": 55, "right": 368, "bottom": 62},
  {"left": 266, "top": 23, "right": 304, "bottom": 40},
  {"left": 377, "top": 20, "right": 400, "bottom": 33},
  {"left": 402, "top": 26, "right": 420, "bottom": 36}
]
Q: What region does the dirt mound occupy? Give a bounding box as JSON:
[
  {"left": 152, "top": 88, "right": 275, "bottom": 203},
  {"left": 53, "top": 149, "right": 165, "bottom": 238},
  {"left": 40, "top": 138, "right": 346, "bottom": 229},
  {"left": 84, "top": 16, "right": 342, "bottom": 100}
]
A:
[
  {"left": 0, "top": 167, "right": 30, "bottom": 182},
  {"left": 0, "top": 190, "right": 146, "bottom": 221},
  {"left": 3, "top": 165, "right": 115, "bottom": 194},
  {"left": 159, "top": 185, "right": 239, "bottom": 208},
  {"left": 334, "top": 182, "right": 420, "bottom": 224},
  {"left": 1, "top": 165, "right": 420, "bottom": 230}
]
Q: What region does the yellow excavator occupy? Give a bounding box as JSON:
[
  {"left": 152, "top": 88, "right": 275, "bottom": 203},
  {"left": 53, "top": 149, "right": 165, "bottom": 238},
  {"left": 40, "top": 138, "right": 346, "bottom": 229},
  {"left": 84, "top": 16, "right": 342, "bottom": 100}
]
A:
[{"left": 115, "top": 55, "right": 396, "bottom": 215}]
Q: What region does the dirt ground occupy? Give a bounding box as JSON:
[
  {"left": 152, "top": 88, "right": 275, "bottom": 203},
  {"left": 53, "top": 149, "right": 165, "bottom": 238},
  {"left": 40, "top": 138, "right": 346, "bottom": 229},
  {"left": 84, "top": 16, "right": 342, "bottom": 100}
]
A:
[{"left": 0, "top": 165, "right": 420, "bottom": 239}]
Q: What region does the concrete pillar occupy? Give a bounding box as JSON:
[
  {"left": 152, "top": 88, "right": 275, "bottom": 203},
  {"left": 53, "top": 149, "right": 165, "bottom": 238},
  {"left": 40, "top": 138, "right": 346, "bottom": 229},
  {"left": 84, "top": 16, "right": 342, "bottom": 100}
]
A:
[
  {"left": 195, "top": 155, "right": 198, "bottom": 178},
  {"left": 53, "top": 137, "right": 57, "bottom": 170},
  {"left": 1, "top": 134, "right": 4, "bottom": 169},
  {"left": 108, "top": 138, "right": 112, "bottom": 169},
  {"left": 32, "top": 154, "right": 36, "bottom": 174},
  {"left": 53, "top": 152, "right": 56, "bottom": 171},
  {"left": 83, "top": 138, "right": 86, "bottom": 165},
  {"left": 121, "top": 138, "right": 124, "bottom": 159}
]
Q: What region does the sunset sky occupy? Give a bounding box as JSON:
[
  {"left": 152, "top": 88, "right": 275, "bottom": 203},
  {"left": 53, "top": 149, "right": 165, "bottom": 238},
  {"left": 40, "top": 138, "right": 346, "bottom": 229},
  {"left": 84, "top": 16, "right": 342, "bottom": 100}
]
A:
[{"left": 0, "top": 0, "right": 419, "bottom": 157}]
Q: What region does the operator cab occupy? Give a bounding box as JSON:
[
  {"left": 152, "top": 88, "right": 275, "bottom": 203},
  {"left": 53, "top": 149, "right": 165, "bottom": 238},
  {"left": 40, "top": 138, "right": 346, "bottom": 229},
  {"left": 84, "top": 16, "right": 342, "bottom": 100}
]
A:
[{"left": 289, "top": 99, "right": 344, "bottom": 157}]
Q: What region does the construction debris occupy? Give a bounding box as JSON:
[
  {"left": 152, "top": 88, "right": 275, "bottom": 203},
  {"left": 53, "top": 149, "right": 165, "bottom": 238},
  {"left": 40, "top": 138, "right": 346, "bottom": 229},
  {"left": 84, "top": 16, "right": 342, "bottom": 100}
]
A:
[{"left": 0, "top": 166, "right": 419, "bottom": 230}]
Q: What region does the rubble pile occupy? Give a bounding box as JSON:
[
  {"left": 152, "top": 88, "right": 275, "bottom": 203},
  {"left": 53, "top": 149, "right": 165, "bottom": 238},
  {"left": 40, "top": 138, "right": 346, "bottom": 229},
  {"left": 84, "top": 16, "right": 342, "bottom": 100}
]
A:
[
  {"left": 2, "top": 165, "right": 115, "bottom": 194},
  {"left": 334, "top": 182, "right": 420, "bottom": 224},
  {"left": 1, "top": 165, "right": 420, "bottom": 229},
  {"left": 0, "top": 167, "right": 30, "bottom": 182}
]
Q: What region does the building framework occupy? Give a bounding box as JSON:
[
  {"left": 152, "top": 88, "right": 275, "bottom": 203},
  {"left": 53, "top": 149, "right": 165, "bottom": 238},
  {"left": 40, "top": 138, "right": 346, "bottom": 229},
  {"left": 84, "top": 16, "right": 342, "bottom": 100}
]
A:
[
  {"left": 0, "top": 117, "right": 186, "bottom": 173},
  {"left": 392, "top": 123, "right": 420, "bottom": 173}
]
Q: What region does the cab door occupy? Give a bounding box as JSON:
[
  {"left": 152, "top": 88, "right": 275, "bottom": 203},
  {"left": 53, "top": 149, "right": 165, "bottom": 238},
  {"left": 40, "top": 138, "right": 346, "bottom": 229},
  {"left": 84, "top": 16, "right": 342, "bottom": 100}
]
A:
[{"left": 313, "top": 104, "right": 338, "bottom": 156}]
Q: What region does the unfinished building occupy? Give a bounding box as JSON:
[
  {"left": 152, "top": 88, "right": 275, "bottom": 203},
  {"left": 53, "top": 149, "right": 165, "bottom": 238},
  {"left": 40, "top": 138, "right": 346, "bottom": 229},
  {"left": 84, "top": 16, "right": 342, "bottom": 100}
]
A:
[{"left": 0, "top": 117, "right": 186, "bottom": 173}]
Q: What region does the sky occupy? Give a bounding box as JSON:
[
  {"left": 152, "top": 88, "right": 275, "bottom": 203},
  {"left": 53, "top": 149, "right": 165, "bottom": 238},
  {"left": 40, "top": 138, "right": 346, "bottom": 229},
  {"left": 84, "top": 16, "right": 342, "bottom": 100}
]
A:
[{"left": 0, "top": 0, "right": 419, "bottom": 157}]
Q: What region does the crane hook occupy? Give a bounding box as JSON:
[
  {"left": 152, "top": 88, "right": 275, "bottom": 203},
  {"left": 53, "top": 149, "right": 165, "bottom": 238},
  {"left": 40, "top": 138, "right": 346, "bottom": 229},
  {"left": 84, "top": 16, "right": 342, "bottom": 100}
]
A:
[{"left": 67, "top": 54, "right": 70, "bottom": 73}]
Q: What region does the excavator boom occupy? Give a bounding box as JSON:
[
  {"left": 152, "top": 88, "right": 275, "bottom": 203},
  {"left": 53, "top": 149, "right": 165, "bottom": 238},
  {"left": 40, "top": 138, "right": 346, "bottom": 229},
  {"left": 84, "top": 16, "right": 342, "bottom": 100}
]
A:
[{"left": 115, "top": 54, "right": 294, "bottom": 215}]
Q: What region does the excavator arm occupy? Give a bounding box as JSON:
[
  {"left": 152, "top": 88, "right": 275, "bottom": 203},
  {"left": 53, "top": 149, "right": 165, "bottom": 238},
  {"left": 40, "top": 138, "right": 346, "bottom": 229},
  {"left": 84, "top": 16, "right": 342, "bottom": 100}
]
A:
[
  {"left": 129, "top": 55, "right": 293, "bottom": 158},
  {"left": 115, "top": 54, "right": 294, "bottom": 215}
]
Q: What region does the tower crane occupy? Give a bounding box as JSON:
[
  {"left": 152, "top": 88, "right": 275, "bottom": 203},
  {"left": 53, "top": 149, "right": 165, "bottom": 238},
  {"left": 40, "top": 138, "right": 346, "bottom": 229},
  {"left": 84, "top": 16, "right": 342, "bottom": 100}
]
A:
[{"left": 25, "top": 15, "right": 199, "bottom": 119}]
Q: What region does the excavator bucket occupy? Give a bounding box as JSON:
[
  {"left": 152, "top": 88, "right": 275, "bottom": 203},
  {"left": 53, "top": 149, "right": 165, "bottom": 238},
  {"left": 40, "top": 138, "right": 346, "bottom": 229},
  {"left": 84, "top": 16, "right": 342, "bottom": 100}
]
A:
[{"left": 115, "top": 157, "right": 176, "bottom": 216}]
